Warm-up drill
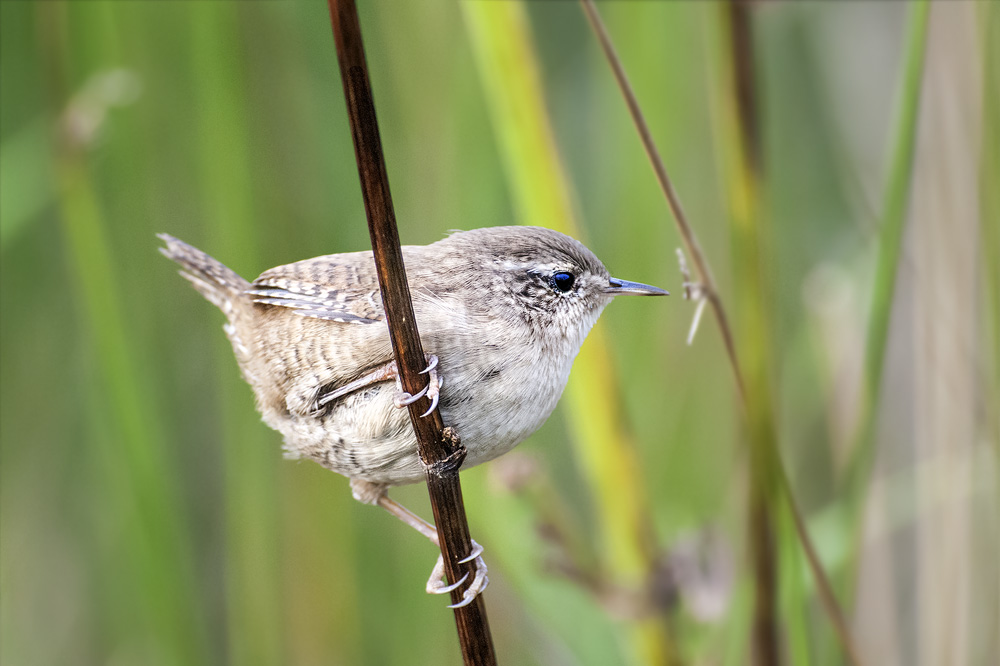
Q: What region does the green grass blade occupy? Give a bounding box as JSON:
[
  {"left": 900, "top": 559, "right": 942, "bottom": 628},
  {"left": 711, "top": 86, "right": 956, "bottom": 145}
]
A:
[
  {"left": 462, "top": 3, "right": 675, "bottom": 664},
  {"left": 56, "top": 139, "right": 209, "bottom": 666},
  {"left": 845, "top": 0, "right": 931, "bottom": 494},
  {"left": 979, "top": 0, "right": 1000, "bottom": 452},
  {"left": 189, "top": 4, "right": 283, "bottom": 664},
  {"left": 44, "top": 4, "right": 210, "bottom": 662}
]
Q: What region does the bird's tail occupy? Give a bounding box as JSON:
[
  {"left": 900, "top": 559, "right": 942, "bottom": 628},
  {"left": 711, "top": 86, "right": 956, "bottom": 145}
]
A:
[{"left": 158, "top": 234, "right": 251, "bottom": 318}]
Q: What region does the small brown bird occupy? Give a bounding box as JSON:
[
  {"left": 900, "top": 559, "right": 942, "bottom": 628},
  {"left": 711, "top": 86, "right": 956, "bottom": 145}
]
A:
[{"left": 160, "top": 226, "right": 666, "bottom": 606}]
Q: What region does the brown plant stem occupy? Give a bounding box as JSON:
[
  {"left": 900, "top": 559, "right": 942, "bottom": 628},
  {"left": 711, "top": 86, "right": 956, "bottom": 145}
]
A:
[
  {"left": 724, "top": 4, "right": 780, "bottom": 664},
  {"left": 579, "top": 0, "right": 744, "bottom": 401},
  {"left": 579, "top": 1, "right": 862, "bottom": 664},
  {"left": 327, "top": 1, "right": 497, "bottom": 663}
]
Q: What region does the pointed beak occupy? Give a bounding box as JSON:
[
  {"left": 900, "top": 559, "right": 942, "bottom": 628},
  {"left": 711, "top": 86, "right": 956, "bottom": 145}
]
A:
[{"left": 605, "top": 277, "right": 669, "bottom": 296}]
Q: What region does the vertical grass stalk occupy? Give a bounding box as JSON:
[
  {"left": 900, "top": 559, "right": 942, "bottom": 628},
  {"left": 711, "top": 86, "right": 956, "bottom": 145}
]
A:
[
  {"left": 463, "top": 3, "right": 675, "bottom": 664},
  {"left": 980, "top": 0, "right": 1000, "bottom": 455},
  {"left": 577, "top": 0, "right": 867, "bottom": 662},
  {"left": 716, "top": 8, "right": 782, "bottom": 660},
  {"left": 44, "top": 4, "right": 209, "bottom": 662},
  {"left": 839, "top": 2, "right": 931, "bottom": 615},
  {"left": 189, "top": 5, "right": 284, "bottom": 664},
  {"left": 55, "top": 154, "right": 210, "bottom": 666},
  {"left": 844, "top": 0, "right": 931, "bottom": 497}
]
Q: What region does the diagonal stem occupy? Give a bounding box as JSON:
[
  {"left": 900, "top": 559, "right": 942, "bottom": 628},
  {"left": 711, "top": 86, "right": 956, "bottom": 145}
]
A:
[
  {"left": 580, "top": 0, "right": 745, "bottom": 402},
  {"left": 579, "top": 1, "right": 862, "bottom": 664},
  {"left": 326, "top": 2, "right": 496, "bottom": 663}
]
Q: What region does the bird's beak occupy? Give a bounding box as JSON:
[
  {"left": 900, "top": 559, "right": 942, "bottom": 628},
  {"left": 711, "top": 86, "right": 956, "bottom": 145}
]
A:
[{"left": 605, "top": 277, "right": 669, "bottom": 296}]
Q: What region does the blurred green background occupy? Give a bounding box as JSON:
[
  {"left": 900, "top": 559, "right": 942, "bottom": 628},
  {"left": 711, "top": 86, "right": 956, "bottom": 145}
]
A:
[{"left": 2, "top": 1, "right": 997, "bottom": 665}]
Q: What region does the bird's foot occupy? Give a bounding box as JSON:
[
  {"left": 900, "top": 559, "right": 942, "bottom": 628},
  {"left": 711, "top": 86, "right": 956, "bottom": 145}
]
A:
[
  {"left": 393, "top": 355, "right": 442, "bottom": 418},
  {"left": 426, "top": 539, "right": 489, "bottom": 608}
]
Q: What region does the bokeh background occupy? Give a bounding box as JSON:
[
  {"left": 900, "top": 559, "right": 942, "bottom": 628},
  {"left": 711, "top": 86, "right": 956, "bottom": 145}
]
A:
[{"left": 2, "top": 1, "right": 997, "bottom": 665}]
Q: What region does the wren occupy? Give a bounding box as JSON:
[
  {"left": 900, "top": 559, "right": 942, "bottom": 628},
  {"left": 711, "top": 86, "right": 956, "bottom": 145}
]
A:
[{"left": 160, "top": 226, "right": 666, "bottom": 606}]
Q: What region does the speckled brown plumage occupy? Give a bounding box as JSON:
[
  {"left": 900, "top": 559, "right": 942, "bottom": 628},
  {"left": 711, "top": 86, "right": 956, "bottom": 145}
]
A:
[{"left": 159, "top": 226, "right": 665, "bottom": 488}]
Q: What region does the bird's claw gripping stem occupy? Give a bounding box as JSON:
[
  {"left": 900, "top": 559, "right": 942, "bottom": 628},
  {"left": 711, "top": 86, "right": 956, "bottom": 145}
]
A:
[
  {"left": 458, "top": 540, "right": 484, "bottom": 564},
  {"left": 426, "top": 539, "right": 490, "bottom": 608},
  {"left": 393, "top": 355, "right": 442, "bottom": 418},
  {"left": 419, "top": 355, "right": 438, "bottom": 374}
]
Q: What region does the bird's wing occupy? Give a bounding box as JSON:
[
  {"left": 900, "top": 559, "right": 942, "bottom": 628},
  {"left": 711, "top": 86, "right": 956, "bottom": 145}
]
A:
[{"left": 248, "top": 252, "right": 385, "bottom": 324}]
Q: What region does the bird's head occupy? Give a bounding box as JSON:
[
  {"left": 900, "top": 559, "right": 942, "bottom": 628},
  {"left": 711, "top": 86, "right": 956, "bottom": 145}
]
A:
[{"left": 438, "top": 226, "right": 666, "bottom": 349}]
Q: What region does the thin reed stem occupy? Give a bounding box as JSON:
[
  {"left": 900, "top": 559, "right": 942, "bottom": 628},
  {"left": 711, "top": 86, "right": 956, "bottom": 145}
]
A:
[
  {"left": 580, "top": 0, "right": 745, "bottom": 402},
  {"left": 326, "top": 2, "right": 496, "bottom": 663},
  {"left": 844, "top": 0, "right": 931, "bottom": 500},
  {"left": 579, "top": 1, "right": 862, "bottom": 664},
  {"left": 462, "top": 3, "right": 676, "bottom": 662}
]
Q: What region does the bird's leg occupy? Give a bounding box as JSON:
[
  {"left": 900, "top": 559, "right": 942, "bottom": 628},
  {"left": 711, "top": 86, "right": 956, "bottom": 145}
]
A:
[
  {"left": 350, "top": 479, "right": 489, "bottom": 608},
  {"left": 316, "top": 361, "right": 401, "bottom": 409},
  {"left": 377, "top": 493, "right": 489, "bottom": 608},
  {"left": 316, "top": 354, "right": 442, "bottom": 418}
]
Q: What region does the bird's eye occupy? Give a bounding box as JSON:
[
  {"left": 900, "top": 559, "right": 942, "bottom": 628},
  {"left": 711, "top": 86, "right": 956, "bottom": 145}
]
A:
[{"left": 551, "top": 271, "right": 575, "bottom": 293}]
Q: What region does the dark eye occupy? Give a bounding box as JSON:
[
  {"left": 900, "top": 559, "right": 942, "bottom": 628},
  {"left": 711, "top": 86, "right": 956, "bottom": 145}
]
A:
[{"left": 551, "top": 271, "right": 575, "bottom": 292}]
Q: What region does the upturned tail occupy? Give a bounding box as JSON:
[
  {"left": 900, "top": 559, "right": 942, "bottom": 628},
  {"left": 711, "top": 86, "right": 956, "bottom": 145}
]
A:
[{"left": 158, "top": 234, "right": 251, "bottom": 318}]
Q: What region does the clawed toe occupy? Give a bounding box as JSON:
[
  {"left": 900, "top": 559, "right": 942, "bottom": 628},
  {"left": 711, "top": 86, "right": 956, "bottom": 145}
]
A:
[
  {"left": 448, "top": 573, "right": 489, "bottom": 609},
  {"left": 425, "top": 540, "right": 490, "bottom": 609},
  {"left": 427, "top": 556, "right": 469, "bottom": 595},
  {"left": 420, "top": 361, "right": 442, "bottom": 419},
  {"left": 451, "top": 539, "right": 489, "bottom": 609},
  {"left": 419, "top": 391, "right": 439, "bottom": 418},
  {"left": 375, "top": 494, "right": 487, "bottom": 611},
  {"left": 393, "top": 355, "right": 443, "bottom": 417},
  {"left": 393, "top": 384, "right": 429, "bottom": 407},
  {"left": 419, "top": 355, "right": 439, "bottom": 374},
  {"left": 458, "top": 540, "right": 484, "bottom": 563}
]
